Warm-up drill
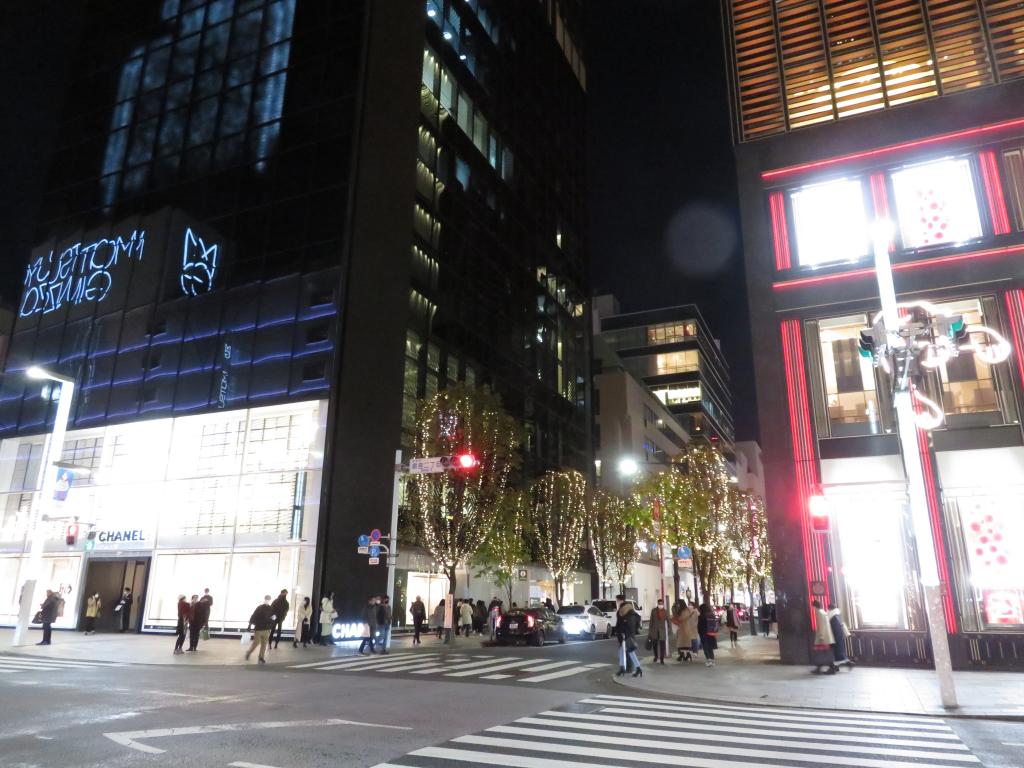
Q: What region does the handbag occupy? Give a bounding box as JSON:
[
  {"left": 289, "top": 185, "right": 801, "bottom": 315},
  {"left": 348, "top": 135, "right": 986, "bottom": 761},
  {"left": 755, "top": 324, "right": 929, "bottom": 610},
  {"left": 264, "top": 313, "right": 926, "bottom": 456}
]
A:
[
  {"left": 645, "top": 635, "right": 653, "bottom": 650},
  {"left": 31, "top": 611, "right": 42, "bottom": 624},
  {"left": 240, "top": 631, "right": 252, "bottom": 645}
]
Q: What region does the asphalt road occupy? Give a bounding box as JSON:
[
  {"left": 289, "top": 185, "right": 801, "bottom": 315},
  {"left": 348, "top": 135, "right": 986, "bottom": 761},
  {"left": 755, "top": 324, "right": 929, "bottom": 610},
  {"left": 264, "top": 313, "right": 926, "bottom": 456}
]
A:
[{"left": 1, "top": 635, "right": 1022, "bottom": 768}]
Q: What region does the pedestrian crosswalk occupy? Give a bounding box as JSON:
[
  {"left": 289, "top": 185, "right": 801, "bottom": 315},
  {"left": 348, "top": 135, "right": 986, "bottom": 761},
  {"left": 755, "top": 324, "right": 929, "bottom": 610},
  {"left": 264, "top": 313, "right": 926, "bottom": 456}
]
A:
[
  {"left": 370, "top": 692, "right": 981, "bottom": 768},
  {"left": 289, "top": 650, "right": 608, "bottom": 685},
  {"left": 0, "top": 654, "right": 122, "bottom": 676}
]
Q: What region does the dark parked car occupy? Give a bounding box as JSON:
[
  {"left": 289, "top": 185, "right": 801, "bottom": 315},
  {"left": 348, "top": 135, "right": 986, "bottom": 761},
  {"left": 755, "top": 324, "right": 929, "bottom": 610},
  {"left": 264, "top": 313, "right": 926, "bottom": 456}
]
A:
[{"left": 495, "top": 607, "right": 567, "bottom": 646}]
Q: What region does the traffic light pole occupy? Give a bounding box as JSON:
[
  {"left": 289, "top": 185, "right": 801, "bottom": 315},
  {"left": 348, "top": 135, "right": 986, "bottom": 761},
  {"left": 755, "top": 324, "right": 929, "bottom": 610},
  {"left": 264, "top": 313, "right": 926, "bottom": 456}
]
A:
[{"left": 873, "top": 222, "right": 958, "bottom": 709}]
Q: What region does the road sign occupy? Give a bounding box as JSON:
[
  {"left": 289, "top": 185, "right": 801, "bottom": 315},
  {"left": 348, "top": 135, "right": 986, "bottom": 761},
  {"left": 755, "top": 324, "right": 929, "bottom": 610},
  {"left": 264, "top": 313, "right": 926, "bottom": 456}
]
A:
[
  {"left": 368, "top": 557, "right": 380, "bottom": 565},
  {"left": 677, "top": 545, "right": 692, "bottom": 560},
  {"left": 370, "top": 529, "right": 382, "bottom": 542},
  {"left": 409, "top": 457, "right": 448, "bottom": 474},
  {"left": 357, "top": 546, "right": 369, "bottom": 554},
  {"left": 369, "top": 545, "right": 381, "bottom": 558},
  {"left": 357, "top": 534, "right": 370, "bottom": 547},
  {"left": 517, "top": 568, "right": 528, "bottom": 581}
]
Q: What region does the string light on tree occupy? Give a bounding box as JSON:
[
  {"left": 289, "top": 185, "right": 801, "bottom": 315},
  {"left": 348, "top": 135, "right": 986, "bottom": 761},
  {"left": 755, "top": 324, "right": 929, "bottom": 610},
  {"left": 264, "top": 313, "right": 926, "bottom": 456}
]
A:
[{"left": 530, "top": 469, "right": 588, "bottom": 606}]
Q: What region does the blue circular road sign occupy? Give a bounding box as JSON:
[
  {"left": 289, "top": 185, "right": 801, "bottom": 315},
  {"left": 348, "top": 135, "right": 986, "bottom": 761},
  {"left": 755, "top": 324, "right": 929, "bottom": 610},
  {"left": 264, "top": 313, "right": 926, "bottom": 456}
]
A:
[
  {"left": 358, "top": 534, "right": 370, "bottom": 547},
  {"left": 369, "top": 545, "right": 381, "bottom": 557}
]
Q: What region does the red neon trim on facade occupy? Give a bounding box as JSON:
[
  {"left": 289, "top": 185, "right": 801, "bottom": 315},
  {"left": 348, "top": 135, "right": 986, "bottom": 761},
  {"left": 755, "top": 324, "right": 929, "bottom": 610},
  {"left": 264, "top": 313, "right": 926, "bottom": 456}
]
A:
[
  {"left": 772, "top": 243, "right": 1024, "bottom": 290},
  {"left": 1004, "top": 289, "right": 1024, "bottom": 399},
  {"left": 979, "top": 150, "right": 1012, "bottom": 236},
  {"left": 780, "top": 318, "right": 831, "bottom": 620},
  {"left": 770, "top": 191, "right": 792, "bottom": 270},
  {"left": 761, "top": 116, "right": 1024, "bottom": 183},
  {"left": 868, "top": 173, "right": 895, "bottom": 253}
]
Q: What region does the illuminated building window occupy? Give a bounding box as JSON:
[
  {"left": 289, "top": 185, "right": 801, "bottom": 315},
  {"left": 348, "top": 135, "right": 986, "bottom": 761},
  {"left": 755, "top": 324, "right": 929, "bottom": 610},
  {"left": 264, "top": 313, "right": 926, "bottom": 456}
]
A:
[
  {"left": 652, "top": 384, "right": 702, "bottom": 406},
  {"left": 790, "top": 178, "right": 869, "bottom": 267},
  {"left": 815, "top": 314, "right": 881, "bottom": 437},
  {"left": 646, "top": 321, "right": 697, "bottom": 345},
  {"left": 828, "top": 490, "right": 925, "bottom": 631},
  {"left": 890, "top": 158, "right": 983, "bottom": 249},
  {"left": 945, "top": 492, "right": 1024, "bottom": 631},
  {"left": 653, "top": 350, "right": 699, "bottom": 375}
]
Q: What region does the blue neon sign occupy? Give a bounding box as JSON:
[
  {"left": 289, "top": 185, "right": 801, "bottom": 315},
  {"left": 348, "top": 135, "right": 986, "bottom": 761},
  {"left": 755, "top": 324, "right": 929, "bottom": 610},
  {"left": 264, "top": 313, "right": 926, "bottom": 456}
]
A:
[
  {"left": 180, "top": 227, "right": 219, "bottom": 296},
  {"left": 19, "top": 230, "right": 145, "bottom": 317}
]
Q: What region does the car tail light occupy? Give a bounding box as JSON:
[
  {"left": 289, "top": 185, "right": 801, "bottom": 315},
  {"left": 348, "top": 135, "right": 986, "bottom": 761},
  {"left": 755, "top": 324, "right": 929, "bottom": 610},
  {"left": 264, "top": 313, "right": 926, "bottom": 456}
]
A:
[{"left": 527, "top": 614, "right": 535, "bottom": 629}]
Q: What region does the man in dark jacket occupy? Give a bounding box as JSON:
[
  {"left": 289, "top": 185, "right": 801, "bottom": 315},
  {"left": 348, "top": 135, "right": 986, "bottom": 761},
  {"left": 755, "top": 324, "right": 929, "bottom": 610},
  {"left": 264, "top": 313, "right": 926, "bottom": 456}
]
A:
[
  {"left": 116, "top": 587, "right": 133, "bottom": 632},
  {"left": 188, "top": 594, "right": 208, "bottom": 651},
  {"left": 410, "top": 596, "right": 426, "bottom": 645},
  {"left": 245, "top": 595, "right": 276, "bottom": 664},
  {"left": 38, "top": 589, "right": 60, "bottom": 645},
  {"left": 173, "top": 595, "right": 191, "bottom": 654},
  {"left": 270, "top": 589, "right": 289, "bottom": 649},
  {"left": 358, "top": 597, "right": 379, "bottom": 654},
  {"left": 378, "top": 597, "right": 392, "bottom": 654}
]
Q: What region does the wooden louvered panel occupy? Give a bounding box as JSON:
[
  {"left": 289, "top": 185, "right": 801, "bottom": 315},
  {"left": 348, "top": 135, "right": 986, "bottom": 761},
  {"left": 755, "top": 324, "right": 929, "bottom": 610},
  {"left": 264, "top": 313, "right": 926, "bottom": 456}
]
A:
[
  {"left": 874, "top": 0, "right": 939, "bottom": 105},
  {"left": 824, "top": 0, "right": 887, "bottom": 116},
  {"left": 925, "top": 0, "right": 994, "bottom": 92},
  {"left": 982, "top": 0, "right": 1024, "bottom": 81},
  {"left": 778, "top": 0, "right": 836, "bottom": 127},
  {"left": 1001, "top": 148, "right": 1024, "bottom": 230},
  {"left": 731, "top": 0, "right": 787, "bottom": 138}
]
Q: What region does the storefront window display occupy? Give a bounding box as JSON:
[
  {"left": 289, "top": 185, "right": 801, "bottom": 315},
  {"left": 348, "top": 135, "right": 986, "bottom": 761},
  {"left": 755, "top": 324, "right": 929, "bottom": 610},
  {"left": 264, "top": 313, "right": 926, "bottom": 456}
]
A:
[
  {"left": 945, "top": 491, "right": 1024, "bottom": 631},
  {"left": 890, "top": 157, "right": 983, "bottom": 250},
  {"left": 816, "top": 314, "right": 882, "bottom": 437},
  {"left": 827, "top": 488, "right": 925, "bottom": 631},
  {"left": 0, "top": 400, "right": 325, "bottom": 631}
]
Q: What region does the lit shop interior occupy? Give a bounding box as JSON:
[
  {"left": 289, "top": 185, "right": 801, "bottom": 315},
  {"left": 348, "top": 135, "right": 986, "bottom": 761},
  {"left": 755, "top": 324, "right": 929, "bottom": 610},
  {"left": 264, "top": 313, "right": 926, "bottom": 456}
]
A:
[{"left": 0, "top": 400, "right": 325, "bottom": 632}]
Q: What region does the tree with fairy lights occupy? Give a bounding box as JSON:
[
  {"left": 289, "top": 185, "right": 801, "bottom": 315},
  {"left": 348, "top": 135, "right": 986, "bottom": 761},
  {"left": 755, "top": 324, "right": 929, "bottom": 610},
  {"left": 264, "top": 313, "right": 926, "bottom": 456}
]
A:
[
  {"left": 588, "top": 489, "right": 640, "bottom": 598},
  {"left": 530, "top": 469, "right": 588, "bottom": 606},
  {"left": 407, "top": 383, "right": 521, "bottom": 599},
  {"left": 682, "top": 444, "right": 733, "bottom": 603},
  {"left": 727, "top": 488, "right": 771, "bottom": 618},
  {"left": 472, "top": 488, "right": 530, "bottom": 607}
]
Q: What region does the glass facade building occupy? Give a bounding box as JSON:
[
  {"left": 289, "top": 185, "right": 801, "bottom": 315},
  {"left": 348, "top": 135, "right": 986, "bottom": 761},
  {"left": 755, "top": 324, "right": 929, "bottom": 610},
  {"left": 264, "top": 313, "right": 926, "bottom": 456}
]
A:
[
  {"left": 724, "top": 0, "right": 1024, "bottom": 667},
  {"left": 0, "top": 0, "right": 589, "bottom": 628}
]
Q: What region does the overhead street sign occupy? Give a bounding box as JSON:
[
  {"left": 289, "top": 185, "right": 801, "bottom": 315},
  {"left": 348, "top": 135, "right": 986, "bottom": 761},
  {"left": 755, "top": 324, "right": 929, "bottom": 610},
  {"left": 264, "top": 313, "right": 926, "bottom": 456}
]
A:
[{"left": 409, "top": 457, "right": 447, "bottom": 474}]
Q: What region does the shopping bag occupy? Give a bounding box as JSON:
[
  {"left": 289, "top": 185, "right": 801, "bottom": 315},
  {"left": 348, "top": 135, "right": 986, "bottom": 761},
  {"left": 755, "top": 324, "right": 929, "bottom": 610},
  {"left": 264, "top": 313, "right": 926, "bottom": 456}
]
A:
[
  {"left": 201, "top": 626, "right": 210, "bottom": 641},
  {"left": 240, "top": 631, "right": 252, "bottom": 645}
]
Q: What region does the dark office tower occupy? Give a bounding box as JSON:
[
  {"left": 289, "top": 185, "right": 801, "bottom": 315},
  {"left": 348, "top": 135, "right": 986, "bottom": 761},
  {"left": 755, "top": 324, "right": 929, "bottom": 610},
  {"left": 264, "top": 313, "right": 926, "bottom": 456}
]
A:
[
  {"left": 723, "top": 1, "right": 1024, "bottom": 669},
  {"left": 0, "top": 1, "right": 588, "bottom": 630}
]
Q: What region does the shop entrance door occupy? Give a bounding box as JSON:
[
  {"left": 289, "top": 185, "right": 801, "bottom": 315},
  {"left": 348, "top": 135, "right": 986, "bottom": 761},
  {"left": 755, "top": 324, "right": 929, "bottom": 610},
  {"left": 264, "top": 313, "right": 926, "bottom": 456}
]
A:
[{"left": 81, "top": 558, "right": 150, "bottom": 633}]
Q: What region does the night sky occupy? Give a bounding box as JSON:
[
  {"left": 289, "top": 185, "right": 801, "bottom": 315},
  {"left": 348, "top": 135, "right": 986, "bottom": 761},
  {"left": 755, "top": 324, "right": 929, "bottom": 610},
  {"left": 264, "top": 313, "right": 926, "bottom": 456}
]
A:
[{"left": 0, "top": 1, "right": 757, "bottom": 442}]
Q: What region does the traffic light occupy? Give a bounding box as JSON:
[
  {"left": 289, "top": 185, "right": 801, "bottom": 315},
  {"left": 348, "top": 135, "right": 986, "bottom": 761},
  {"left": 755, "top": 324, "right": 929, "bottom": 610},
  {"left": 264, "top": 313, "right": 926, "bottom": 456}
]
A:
[
  {"left": 85, "top": 530, "right": 97, "bottom": 551},
  {"left": 65, "top": 523, "right": 79, "bottom": 546},
  {"left": 454, "top": 452, "right": 478, "bottom": 470},
  {"left": 949, "top": 315, "right": 969, "bottom": 348},
  {"left": 808, "top": 495, "right": 830, "bottom": 532}
]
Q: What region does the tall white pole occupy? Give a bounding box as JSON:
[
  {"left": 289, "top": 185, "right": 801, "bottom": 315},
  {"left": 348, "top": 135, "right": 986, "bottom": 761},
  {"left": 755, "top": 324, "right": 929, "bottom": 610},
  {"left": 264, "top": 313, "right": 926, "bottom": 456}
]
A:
[
  {"left": 872, "top": 221, "right": 958, "bottom": 709},
  {"left": 12, "top": 377, "right": 75, "bottom": 646},
  {"left": 385, "top": 449, "right": 401, "bottom": 652}
]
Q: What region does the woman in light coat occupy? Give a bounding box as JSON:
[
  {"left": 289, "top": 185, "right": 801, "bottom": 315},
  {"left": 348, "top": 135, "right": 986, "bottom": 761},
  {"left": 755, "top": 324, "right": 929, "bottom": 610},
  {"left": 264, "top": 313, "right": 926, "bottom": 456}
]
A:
[
  {"left": 293, "top": 597, "right": 313, "bottom": 648},
  {"left": 84, "top": 593, "right": 101, "bottom": 635},
  {"left": 674, "top": 601, "right": 698, "bottom": 662},
  {"left": 811, "top": 600, "right": 837, "bottom": 674},
  {"left": 319, "top": 596, "right": 337, "bottom": 646}
]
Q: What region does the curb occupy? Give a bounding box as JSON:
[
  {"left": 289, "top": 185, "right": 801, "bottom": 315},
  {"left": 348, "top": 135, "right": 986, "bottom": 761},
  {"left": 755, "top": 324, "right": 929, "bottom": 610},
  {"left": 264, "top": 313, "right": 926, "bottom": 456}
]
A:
[{"left": 609, "top": 673, "right": 1024, "bottom": 722}]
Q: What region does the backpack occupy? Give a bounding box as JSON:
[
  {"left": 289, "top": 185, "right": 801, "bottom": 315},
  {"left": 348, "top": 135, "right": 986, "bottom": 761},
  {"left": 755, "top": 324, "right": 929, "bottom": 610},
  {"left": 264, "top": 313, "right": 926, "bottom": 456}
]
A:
[{"left": 704, "top": 610, "right": 719, "bottom": 636}]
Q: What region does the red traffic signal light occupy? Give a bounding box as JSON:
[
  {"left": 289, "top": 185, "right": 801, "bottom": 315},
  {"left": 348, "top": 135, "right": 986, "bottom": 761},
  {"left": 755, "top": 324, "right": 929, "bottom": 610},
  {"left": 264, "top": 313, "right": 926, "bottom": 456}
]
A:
[
  {"left": 455, "top": 452, "right": 478, "bottom": 470},
  {"left": 808, "top": 495, "right": 829, "bottom": 532},
  {"left": 66, "top": 523, "right": 79, "bottom": 546}
]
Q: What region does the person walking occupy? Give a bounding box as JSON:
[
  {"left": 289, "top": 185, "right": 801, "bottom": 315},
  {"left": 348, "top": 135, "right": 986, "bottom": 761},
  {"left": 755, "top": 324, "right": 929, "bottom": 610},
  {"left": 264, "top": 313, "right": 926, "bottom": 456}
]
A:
[
  {"left": 379, "top": 596, "right": 393, "bottom": 653},
  {"left": 811, "top": 600, "right": 838, "bottom": 674},
  {"left": 244, "top": 595, "right": 276, "bottom": 664},
  {"left": 173, "top": 595, "right": 190, "bottom": 654},
  {"left": 358, "top": 597, "right": 379, "bottom": 655},
  {"left": 185, "top": 594, "right": 200, "bottom": 651},
  {"left": 759, "top": 603, "right": 771, "bottom": 637},
  {"left": 115, "top": 587, "right": 133, "bottom": 633},
  {"left": 616, "top": 599, "right": 643, "bottom": 678},
  {"left": 432, "top": 600, "right": 445, "bottom": 639},
  {"left": 83, "top": 593, "right": 101, "bottom": 635},
  {"left": 192, "top": 592, "right": 212, "bottom": 650},
  {"left": 36, "top": 589, "right": 60, "bottom": 645},
  {"left": 674, "top": 600, "right": 698, "bottom": 662},
  {"left": 293, "top": 597, "right": 312, "bottom": 648},
  {"left": 612, "top": 594, "right": 628, "bottom": 674},
  {"left": 828, "top": 603, "right": 854, "bottom": 670},
  {"left": 319, "top": 595, "right": 337, "bottom": 645},
  {"left": 458, "top": 600, "right": 473, "bottom": 637},
  {"left": 726, "top": 604, "right": 740, "bottom": 648},
  {"left": 648, "top": 599, "right": 668, "bottom": 664},
  {"left": 474, "top": 599, "right": 487, "bottom": 635},
  {"left": 697, "top": 601, "right": 719, "bottom": 667},
  {"left": 410, "top": 596, "right": 426, "bottom": 645},
  {"left": 199, "top": 589, "right": 213, "bottom": 637},
  {"left": 270, "top": 589, "right": 289, "bottom": 649}
]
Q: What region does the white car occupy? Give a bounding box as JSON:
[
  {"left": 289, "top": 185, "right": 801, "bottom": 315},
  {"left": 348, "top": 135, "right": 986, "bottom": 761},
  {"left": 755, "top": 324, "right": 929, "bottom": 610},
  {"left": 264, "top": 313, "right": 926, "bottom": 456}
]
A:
[{"left": 557, "top": 604, "right": 612, "bottom": 640}]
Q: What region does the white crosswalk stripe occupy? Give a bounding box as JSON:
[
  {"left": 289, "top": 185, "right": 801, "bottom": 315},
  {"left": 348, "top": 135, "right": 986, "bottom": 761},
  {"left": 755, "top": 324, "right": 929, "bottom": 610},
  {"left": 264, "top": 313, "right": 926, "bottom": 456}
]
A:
[
  {"left": 288, "top": 651, "right": 607, "bottom": 686},
  {"left": 0, "top": 654, "right": 122, "bottom": 675},
  {"left": 369, "top": 693, "right": 981, "bottom": 768}
]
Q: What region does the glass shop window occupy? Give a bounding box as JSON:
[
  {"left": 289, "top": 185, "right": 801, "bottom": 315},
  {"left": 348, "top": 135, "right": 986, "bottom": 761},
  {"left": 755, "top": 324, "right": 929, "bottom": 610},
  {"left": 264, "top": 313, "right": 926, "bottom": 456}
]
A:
[
  {"left": 890, "top": 158, "right": 983, "bottom": 250},
  {"left": 817, "top": 314, "right": 881, "bottom": 437}
]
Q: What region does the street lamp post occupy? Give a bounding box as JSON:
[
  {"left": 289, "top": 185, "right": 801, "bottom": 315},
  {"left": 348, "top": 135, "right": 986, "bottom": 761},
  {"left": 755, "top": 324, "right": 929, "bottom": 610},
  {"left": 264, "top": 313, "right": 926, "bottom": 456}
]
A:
[
  {"left": 871, "top": 222, "right": 958, "bottom": 709},
  {"left": 11, "top": 366, "right": 75, "bottom": 647}
]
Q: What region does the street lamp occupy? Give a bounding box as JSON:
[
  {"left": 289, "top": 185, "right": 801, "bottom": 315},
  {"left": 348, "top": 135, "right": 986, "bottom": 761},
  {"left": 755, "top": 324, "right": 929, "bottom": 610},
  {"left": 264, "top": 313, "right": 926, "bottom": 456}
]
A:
[
  {"left": 617, "top": 457, "right": 639, "bottom": 477},
  {"left": 871, "top": 219, "right": 958, "bottom": 708},
  {"left": 11, "top": 366, "right": 75, "bottom": 647}
]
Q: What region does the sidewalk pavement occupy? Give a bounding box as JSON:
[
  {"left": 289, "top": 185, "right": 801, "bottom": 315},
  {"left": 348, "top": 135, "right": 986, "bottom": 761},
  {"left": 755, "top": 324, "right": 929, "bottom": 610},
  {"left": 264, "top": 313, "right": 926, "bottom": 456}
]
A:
[
  {"left": 614, "top": 634, "right": 1024, "bottom": 719},
  {"left": 0, "top": 627, "right": 429, "bottom": 666}
]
